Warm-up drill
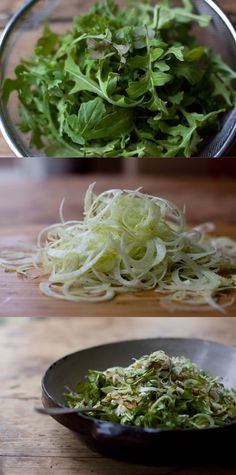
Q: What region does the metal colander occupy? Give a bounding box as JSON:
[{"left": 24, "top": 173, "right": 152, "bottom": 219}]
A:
[{"left": 0, "top": 0, "right": 235, "bottom": 158}]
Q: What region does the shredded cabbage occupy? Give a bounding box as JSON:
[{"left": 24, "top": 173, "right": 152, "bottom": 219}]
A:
[{"left": 1, "top": 184, "right": 236, "bottom": 311}]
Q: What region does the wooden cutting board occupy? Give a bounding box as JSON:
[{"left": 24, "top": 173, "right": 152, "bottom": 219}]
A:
[
  {"left": 1, "top": 174, "right": 236, "bottom": 317},
  {"left": 1, "top": 222, "right": 236, "bottom": 318}
]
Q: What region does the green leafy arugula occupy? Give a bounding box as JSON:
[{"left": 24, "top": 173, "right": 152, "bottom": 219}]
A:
[{"left": 2, "top": 0, "right": 236, "bottom": 157}]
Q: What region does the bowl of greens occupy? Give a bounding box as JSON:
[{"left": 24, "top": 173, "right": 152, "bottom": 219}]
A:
[
  {"left": 0, "top": 0, "right": 236, "bottom": 158},
  {"left": 42, "top": 337, "right": 236, "bottom": 465}
]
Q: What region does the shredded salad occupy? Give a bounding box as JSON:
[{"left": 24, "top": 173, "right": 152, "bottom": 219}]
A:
[
  {"left": 64, "top": 350, "right": 236, "bottom": 429},
  {"left": 0, "top": 184, "right": 236, "bottom": 311}
]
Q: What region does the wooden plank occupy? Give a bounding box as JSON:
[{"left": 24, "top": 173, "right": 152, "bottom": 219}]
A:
[
  {"left": 1, "top": 316, "right": 236, "bottom": 474},
  {"left": 1, "top": 175, "right": 236, "bottom": 317},
  {"left": 1, "top": 175, "right": 236, "bottom": 227},
  {"left": 0, "top": 398, "right": 99, "bottom": 458},
  {"left": 0, "top": 0, "right": 235, "bottom": 23},
  {"left": 2, "top": 457, "right": 236, "bottom": 475},
  {"left": 1, "top": 0, "right": 235, "bottom": 19}
]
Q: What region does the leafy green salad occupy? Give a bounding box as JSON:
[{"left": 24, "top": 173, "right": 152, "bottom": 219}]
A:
[
  {"left": 3, "top": 0, "right": 236, "bottom": 157},
  {"left": 65, "top": 350, "right": 236, "bottom": 429}
]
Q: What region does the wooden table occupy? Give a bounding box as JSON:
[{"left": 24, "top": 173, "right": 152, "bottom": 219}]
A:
[
  {"left": 0, "top": 0, "right": 236, "bottom": 158},
  {"left": 1, "top": 174, "right": 236, "bottom": 317},
  {"left": 1, "top": 315, "right": 236, "bottom": 475}
]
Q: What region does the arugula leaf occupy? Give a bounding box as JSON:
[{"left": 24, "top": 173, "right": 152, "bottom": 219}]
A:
[
  {"left": 74, "top": 97, "right": 106, "bottom": 134},
  {"left": 34, "top": 23, "right": 59, "bottom": 56},
  {"left": 64, "top": 97, "right": 106, "bottom": 144},
  {"left": 126, "top": 75, "right": 150, "bottom": 98},
  {"left": 65, "top": 55, "right": 107, "bottom": 98},
  {"left": 64, "top": 97, "right": 133, "bottom": 143},
  {"left": 157, "top": 6, "right": 175, "bottom": 30},
  {"left": 164, "top": 45, "right": 185, "bottom": 61},
  {"left": 151, "top": 71, "right": 173, "bottom": 86}
]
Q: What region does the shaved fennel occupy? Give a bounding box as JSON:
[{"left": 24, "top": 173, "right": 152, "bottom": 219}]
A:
[{"left": 1, "top": 184, "right": 236, "bottom": 311}]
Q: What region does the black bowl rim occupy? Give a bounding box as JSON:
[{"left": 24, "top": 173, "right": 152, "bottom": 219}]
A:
[
  {"left": 0, "top": 0, "right": 236, "bottom": 158},
  {"left": 41, "top": 336, "right": 236, "bottom": 435}
]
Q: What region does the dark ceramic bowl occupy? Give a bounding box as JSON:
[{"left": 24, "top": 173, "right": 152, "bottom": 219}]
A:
[
  {"left": 42, "top": 337, "right": 236, "bottom": 466},
  {"left": 0, "top": 0, "right": 236, "bottom": 157}
]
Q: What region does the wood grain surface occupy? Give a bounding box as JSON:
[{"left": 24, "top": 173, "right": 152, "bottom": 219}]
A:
[
  {"left": 1, "top": 315, "right": 236, "bottom": 475},
  {"left": 0, "top": 0, "right": 235, "bottom": 158},
  {"left": 0, "top": 174, "right": 236, "bottom": 317}
]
